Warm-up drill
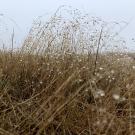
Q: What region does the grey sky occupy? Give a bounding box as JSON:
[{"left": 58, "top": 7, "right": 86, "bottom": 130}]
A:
[{"left": 0, "top": 0, "right": 135, "bottom": 49}]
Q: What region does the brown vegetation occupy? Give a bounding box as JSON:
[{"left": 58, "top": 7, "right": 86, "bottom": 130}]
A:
[{"left": 0, "top": 7, "right": 135, "bottom": 135}]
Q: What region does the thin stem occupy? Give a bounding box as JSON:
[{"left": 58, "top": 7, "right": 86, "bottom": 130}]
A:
[{"left": 93, "top": 27, "right": 103, "bottom": 75}]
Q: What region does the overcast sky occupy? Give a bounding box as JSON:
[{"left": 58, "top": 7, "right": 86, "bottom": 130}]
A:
[{"left": 0, "top": 0, "right": 135, "bottom": 49}]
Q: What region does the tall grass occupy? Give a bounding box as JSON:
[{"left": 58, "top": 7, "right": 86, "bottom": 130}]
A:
[{"left": 0, "top": 7, "right": 135, "bottom": 135}]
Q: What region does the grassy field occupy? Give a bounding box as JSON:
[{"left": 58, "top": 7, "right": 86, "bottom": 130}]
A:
[{"left": 0, "top": 8, "right": 135, "bottom": 135}]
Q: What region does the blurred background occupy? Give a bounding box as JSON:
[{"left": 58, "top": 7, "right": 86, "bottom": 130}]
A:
[{"left": 0, "top": 0, "right": 135, "bottom": 50}]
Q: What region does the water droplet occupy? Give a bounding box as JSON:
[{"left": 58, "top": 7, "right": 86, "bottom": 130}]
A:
[
  {"left": 113, "top": 94, "right": 120, "bottom": 100},
  {"left": 132, "top": 66, "right": 135, "bottom": 69},
  {"left": 85, "top": 89, "right": 89, "bottom": 92},
  {"left": 99, "top": 67, "right": 103, "bottom": 70},
  {"left": 39, "top": 81, "right": 43, "bottom": 84},
  {"left": 111, "top": 70, "right": 115, "bottom": 74},
  {"left": 94, "top": 89, "right": 105, "bottom": 98}
]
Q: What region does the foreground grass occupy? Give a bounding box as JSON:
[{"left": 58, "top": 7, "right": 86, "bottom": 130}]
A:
[{"left": 0, "top": 51, "right": 135, "bottom": 135}]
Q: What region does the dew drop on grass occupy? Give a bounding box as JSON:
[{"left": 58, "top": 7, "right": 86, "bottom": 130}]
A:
[
  {"left": 121, "top": 97, "right": 126, "bottom": 102},
  {"left": 100, "top": 92, "right": 105, "bottom": 97},
  {"left": 39, "top": 81, "right": 43, "bottom": 84},
  {"left": 78, "top": 79, "right": 83, "bottom": 83},
  {"left": 111, "top": 70, "right": 115, "bottom": 74},
  {"left": 58, "top": 71, "right": 62, "bottom": 75},
  {"left": 99, "top": 75, "right": 103, "bottom": 79},
  {"left": 91, "top": 80, "right": 95, "bottom": 84},
  {"left": 85, "top": 89, "right": 89, "bottom": 92},
  {"left": 96, "top": 73, "right": 100, "bottom": 77},
  {"left": 132, "top": 66, "right": 135, "bottom": 69},
  {"left": 112, "top": 94, "right": 120, "bottom": 100},
  {"left": 99, "top": 67, "right": 103, "bottom": 70},
  {"left": 94, "top": 89, "right": 105, "bottom": 98},
  {"left": 82, "top": 66, "right": 86, "bottom": 69}
]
